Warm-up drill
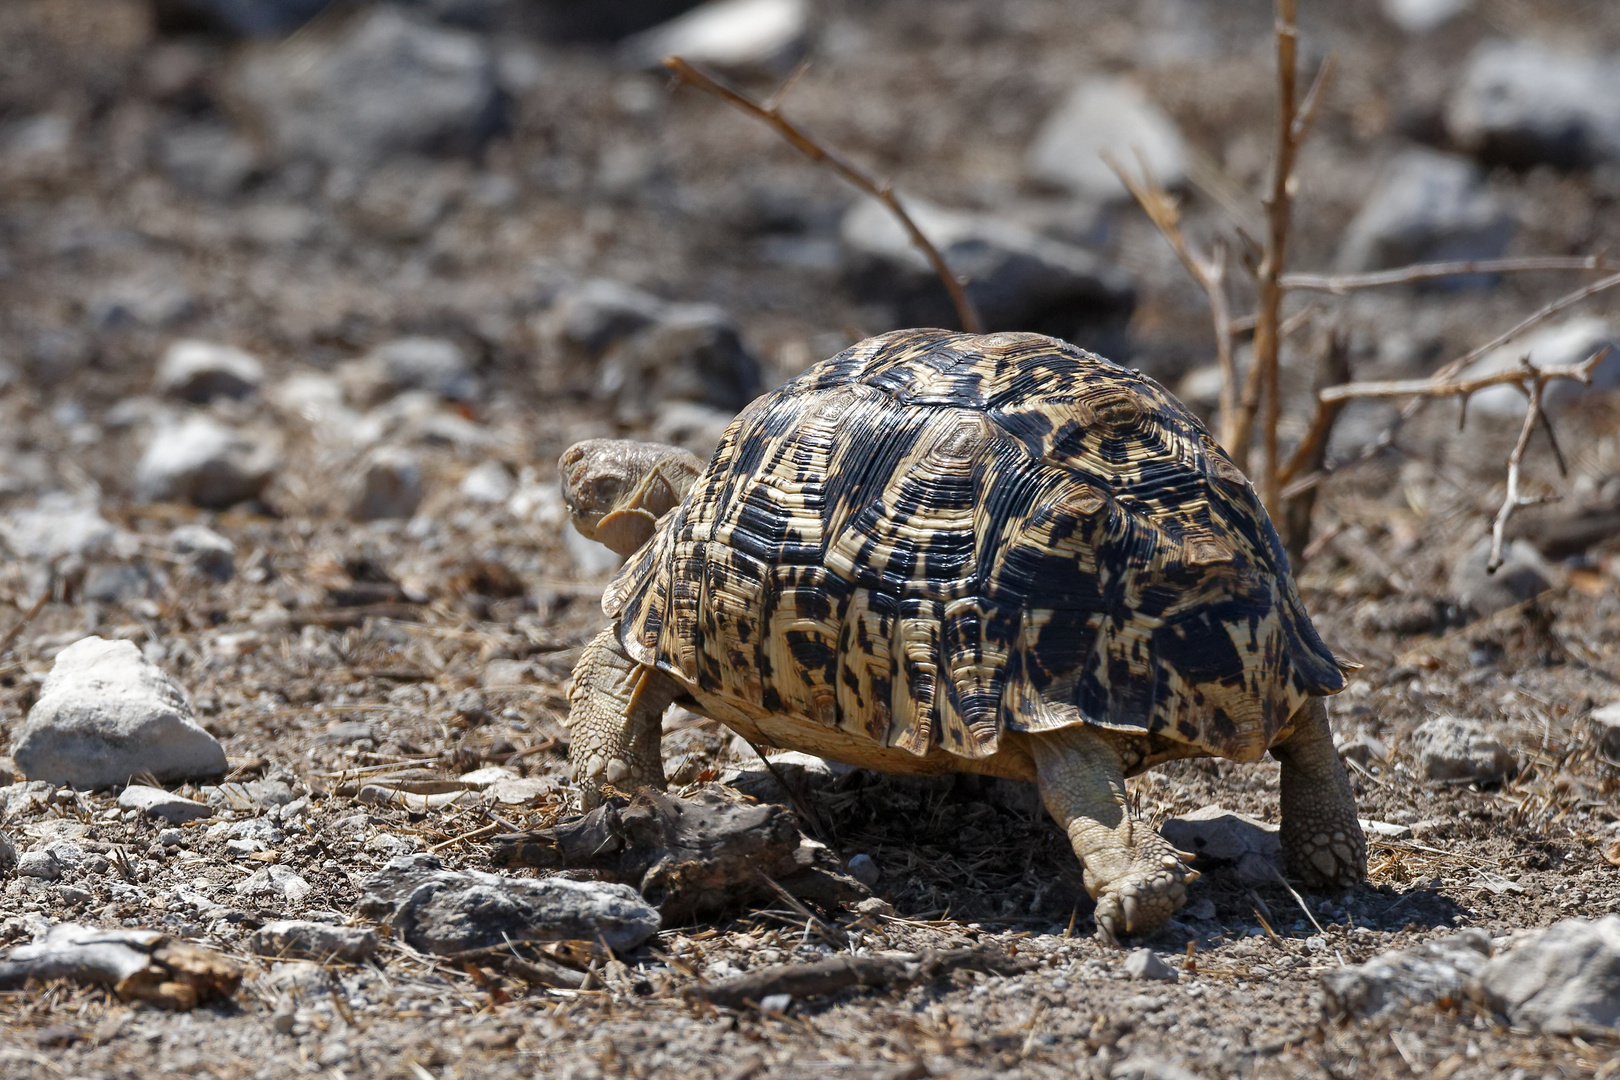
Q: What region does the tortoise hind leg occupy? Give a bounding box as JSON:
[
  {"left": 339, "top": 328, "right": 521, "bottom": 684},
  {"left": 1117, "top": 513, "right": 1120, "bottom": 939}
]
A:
[
  {"left": 1271, "top": 697, "right": 1367, "bottom": 889},
  {"left": 1028, "top": 725, "right": 1198, "bottom": 938},
  {"left": 566, "top": 627, "right": 680, "bottom": 809}
]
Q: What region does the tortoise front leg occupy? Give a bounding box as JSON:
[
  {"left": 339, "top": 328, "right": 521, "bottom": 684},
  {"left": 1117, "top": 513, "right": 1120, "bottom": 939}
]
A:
[
  {"left": 566, "top": 627, "right": 680, "bottom": 808},
  {"left": 1271, "top": 697, "right": 1367, "bottom": 889},
  {"left": 1029, "top": 725, "right": 1198, "bottom": 938}
]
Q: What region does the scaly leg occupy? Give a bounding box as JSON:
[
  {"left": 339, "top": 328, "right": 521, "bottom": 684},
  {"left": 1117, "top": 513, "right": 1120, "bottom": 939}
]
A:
[
  {"left": 566, "top": 627, "right": 680, "bottom": 808},
  {"left": 1029, "top": 725, "right": 1197, "bottom": 938},
  {"left": 1271, "top": 697, "right": 1367, "bottom": 889}
]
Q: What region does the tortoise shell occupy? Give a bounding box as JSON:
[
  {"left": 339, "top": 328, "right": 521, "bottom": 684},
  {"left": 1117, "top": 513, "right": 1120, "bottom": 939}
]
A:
[{"left": 604, "top": 329, "right": 1344, "bottom": 765}]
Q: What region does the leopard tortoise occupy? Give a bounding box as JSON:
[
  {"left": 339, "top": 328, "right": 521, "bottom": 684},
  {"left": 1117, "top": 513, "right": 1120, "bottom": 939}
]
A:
[{"left": 559, "top": 329, "right": 1366, "bottom": 936}]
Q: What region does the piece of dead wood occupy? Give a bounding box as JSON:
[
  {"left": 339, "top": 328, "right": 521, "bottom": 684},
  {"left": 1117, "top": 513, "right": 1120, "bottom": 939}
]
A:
[
  {"left": 685, "top": 948, "right": 1036, "bottom": 1009},
  {"left": 490, "top": 786, "right": 867, "bottom": 920},
  {"left": 0, "top": 925, "right": 242, "bottom": 1010},
  {"left": 440, "top": 944, "right": 587, "bottom": 990}
]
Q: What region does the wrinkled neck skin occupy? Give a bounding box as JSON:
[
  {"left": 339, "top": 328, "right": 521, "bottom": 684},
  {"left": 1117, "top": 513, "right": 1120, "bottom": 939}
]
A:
[{"left": 560, "top": 439, "right": 704, "bottom": 557}]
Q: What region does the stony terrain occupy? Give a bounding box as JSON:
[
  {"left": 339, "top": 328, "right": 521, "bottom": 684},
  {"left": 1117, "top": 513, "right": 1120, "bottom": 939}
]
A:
[{"left": 1, "top": 0, "right": 1619, "bottom": 1077}]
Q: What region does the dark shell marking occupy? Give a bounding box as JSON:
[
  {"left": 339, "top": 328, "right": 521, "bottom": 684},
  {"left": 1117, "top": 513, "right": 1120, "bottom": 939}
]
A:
[{"left": 605, "top": 330, "right": 1344, "bottom": 765}]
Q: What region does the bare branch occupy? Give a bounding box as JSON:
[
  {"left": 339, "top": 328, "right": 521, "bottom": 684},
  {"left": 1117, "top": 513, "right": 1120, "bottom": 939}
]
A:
[
  {"left": 1282, "top": 255, "right": 1619, "bottom": 293},
  {"left": 664, "top": 56, "right": 984, "bottom": 334},
  {"left": 1282, "top": 269, "right": 1620, "bottom": 497},
  {"left": 1277, "top": 349, "right": 1603, "bottom": 491},
  {"left": 1235, "top": 0, "right": 1303, "bottom": 509},
  {"left": 1105, "top": 151, "right": 1238, "bottom": 448},
  {"left": 1489, "top": 366, "right": 1549, "bottom": 573}
]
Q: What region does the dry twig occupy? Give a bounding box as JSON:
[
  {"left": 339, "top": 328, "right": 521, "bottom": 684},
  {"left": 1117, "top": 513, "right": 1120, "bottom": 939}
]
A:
[
  {"left": 1281, "top": 255, "right": 1619, "bottom": 292},
  {"left": 664, "top": 55, "right": 983, "bottom": 333},
  {"left": 1284, "top": 270, "right": 1620, "bottom": 499},
  {"left": 1106, "top": 151, "right": 1238, "bottom": 446}
]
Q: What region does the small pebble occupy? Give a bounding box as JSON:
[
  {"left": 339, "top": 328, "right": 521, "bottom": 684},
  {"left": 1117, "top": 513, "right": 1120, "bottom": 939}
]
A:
[
  {"left": 846, "top": 853, "right": 880, "bottom": 887},
  {"left": 758, "top": 993, "right": 792, "bottom": 1014},
  {"left": 1124, "top": 948, "right": 1176, "bottom": 981}
]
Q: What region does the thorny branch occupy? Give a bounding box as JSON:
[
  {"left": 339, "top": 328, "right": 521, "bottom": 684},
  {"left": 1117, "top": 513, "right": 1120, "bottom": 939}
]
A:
[
  {"left": 1282, "top": 270, "right": 1620, "bottom": 499},
  {"left": 664, "top": 55, "right": 984, "bottom": 334},
  {"left": 1276, "top": 350, "right": 1605, "bottom": 490}
]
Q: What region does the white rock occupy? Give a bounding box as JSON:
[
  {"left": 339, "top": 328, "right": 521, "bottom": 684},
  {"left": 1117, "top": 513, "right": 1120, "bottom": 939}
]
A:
[
  {"left": 1454, "top": 317, "right": 1620, "bottom": 417},
  {"left": 1590, "top": 702, "right": 1620, "bottom": 758},
  {"left": 12, "top": 637, "right": 227, "bottom": 790},
  {"left": 169, "top": 524, "right": 235, "bottom": 580},
  {"left": 349, "top": 448, "right": 422, "bottom": 521},
  {"left": 459, "top": 461, "right": 516, "bottom": 504},
  {"left": 1380, "top": 0, "right": 1470, "bottom": 34},
  {"left": 156, "top": 340, "right": 265, "bottom": 403},
  {"left": 1477, "top": 915, "right": 1620, "bottom": 1035},
  {"left": 117, "top": 785, "right": 213, "bottom": 824},
  {"left": 1447, "top": 41, "right": 1620, "bottom": 168},
  {"left": 1124, "top": 949, "right": 1176, "bottom": 980},
  {"left": 1, "top": 494, "right": 117, "bottom": 561},
  {"left": 1025, "top": 78, "right": 1188, "bottom": 201},
  {"left": 235, "top": 865, "right": 312, "bottom": 903},
  {"left": 134, "top": 415, "right": 278, "bottom": 508},
  {"left": 1404, "top": 716, "right": 1516, "bottom": 783},
  {"left": 620, "top": 0, "right": 807, "bottom": 74}
]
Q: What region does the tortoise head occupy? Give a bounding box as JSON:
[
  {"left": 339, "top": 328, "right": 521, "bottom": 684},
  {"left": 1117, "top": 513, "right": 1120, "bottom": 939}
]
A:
[{"left": 559, "top": 439, "right": 705, "bottom": 557}]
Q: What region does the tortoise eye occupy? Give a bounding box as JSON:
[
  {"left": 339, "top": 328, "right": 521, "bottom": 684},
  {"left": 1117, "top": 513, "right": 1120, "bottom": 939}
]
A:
[{"left": 590, "top": 476, "right": 625, "bottom": 505}]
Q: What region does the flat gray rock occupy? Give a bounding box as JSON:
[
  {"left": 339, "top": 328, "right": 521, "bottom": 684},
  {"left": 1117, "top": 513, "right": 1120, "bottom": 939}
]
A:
[
  {"left": 251, "top": 920, "right": 379, "bottom": 963},
  {"left": 135, "top": 415, "right": 278, "bottom": 509},
  {"left": 1404, "top": 716, "right": 1517, "bottom": 783},
  {"left": 543, "top": 279, "right": 666, "bottom": 354},
  {"left": 1478, "top": 916, "right": 1620, "bottom": 1036},
  {"left": 13, "top": 637, "right": 227, "bottom": 790},
  {"left": 1447, "top": 537, "right": 1552, "bottom": 616},
  {"left": 1335, "top": 148, "right": 1514, "bottom": 277},
  {"left": 1160, "top": 805, "right": 1283, "bottom": 885},
  {"left": 236, "top": 6, "right": 504, "bottom": 170},
  {"left": 117, "top": 785, "right": 213, "bottom": 824},
  {"left": 839, "top": 196, "right": 1134, "bottom": 337},
  {"left": 1446, "top": 40, "right": 1620, "bottom": 168},
  {"left": 1, "top": 494, "right": 118, "bottom": 561},
  {"left": 598, "top": 304, "right": 764, "bottom": 415},
  {"left": 1322, "top": 930, "right": 1492, "bottom": 1020},
  {"left": 358, "top": 853, "right": 661, "bottom": 954}
]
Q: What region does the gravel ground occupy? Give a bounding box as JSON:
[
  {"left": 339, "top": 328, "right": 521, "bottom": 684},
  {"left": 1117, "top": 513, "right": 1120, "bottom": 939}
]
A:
[{"left": 1, "top": 1, "right": 1618, "bottom": 1077}]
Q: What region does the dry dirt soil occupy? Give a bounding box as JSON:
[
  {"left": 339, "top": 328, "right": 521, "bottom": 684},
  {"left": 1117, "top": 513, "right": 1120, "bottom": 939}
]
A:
[{"left": 0, "top": 1, "right": 1618, "bottom": 1077}]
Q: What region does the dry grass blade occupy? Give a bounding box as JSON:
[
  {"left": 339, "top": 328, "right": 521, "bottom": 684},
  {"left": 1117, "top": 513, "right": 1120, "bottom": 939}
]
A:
[
  {"left": 663, "top": 55, "right": 983, "bottom": 334},
  {"left": 1282, "top": 255, "right": 1620, "bottom": 292}
]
